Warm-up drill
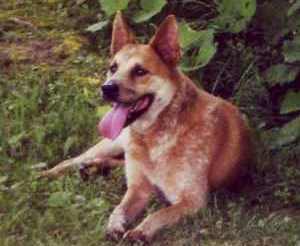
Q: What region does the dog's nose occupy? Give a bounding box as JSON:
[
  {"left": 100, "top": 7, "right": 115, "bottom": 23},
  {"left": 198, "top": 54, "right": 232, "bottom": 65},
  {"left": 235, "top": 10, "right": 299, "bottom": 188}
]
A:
[{"left": 101, "top": 83, "right": 119, "bottom": 100}]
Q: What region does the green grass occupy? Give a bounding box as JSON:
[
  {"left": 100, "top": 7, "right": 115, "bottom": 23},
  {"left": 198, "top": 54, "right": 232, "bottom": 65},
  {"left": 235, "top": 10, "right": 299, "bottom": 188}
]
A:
[{"left": 0, "top": 1, "right": 299, "bottom": 246}]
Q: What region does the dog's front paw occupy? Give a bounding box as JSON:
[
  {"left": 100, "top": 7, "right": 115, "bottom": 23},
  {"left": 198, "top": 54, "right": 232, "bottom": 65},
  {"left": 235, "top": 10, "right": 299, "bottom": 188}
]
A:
[
  {"left": 123, "top": 229, "right": 150, "bottom": 244},
  {"left": 79, "top": 163, "right": 98, "bottom": 181},
  {"left": 79, "top": 159, "right": 111, "bottom": 181},
  {"left": 106, "top": 208, "right": 127, "bottom": 241},
  {"left": 106, "top": 225, "right": 126, "bottom": 241}
]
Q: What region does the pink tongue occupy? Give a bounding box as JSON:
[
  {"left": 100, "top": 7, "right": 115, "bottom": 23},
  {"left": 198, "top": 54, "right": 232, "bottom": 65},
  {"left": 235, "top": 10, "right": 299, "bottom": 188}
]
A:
[{"left": 98, "top": 104, "right": 130, "bottom": 140}]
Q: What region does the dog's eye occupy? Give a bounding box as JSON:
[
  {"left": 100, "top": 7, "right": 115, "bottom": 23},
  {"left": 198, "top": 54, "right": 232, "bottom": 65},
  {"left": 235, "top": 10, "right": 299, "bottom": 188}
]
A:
[
  {"left": 109, "top": 63, "right": 118, "bottom": 74},
  {"left": 132, "top": 65, "right": 148, "bottom": 77}
]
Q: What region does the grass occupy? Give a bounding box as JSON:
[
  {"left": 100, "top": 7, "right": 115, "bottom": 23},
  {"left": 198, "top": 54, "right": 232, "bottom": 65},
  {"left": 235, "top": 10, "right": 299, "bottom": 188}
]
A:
[{"left": 0, "top": 1, "right": 299, "bottom": 246}]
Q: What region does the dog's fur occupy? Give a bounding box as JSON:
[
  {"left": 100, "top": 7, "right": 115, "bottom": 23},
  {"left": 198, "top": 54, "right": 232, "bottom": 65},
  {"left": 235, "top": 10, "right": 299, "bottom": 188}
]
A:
[{"left": 41, "top": 13, "right": 252, "bottom": 242}]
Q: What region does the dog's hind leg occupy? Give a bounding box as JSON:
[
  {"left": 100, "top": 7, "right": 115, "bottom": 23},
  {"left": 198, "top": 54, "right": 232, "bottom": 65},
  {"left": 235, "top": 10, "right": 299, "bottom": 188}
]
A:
[{"left": 40, "top": 138, "right": 124, "bottom": 179}]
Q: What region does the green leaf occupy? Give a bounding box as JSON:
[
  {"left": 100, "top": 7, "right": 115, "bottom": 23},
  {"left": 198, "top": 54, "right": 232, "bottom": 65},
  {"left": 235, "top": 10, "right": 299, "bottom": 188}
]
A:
[
  {"left": 133, "top": 0, "right": 166, "bottom": 23},
  {"left": 283, "top": 35, "right": 300, "bottom": 63},
  {"left": 63, "top": 136, "right": 78, "bottom": 156},
  {"left": 263, "top": 64, "right": 299, "bottom": 86},
  {"left": 194, "top": 34, "right": 217, "bottom": 65},
  {"left": 272, "top": 116, "right": 300, "bottom": 147},
  {"left": 280, "top": 91, "right": 300, "bottom": 114},
  {"left": 0, "top": 176, "right": 8, "bottom": 184},
  {"left": 212, "top": 0, "right": 256, "bottom": 33},
  {"left": 86, "top": 20, "right": 109, "bottom": 33},
  {"left": 288, "top": 0, "right": 300, "bottom": 17},
  {"left": 99, "top": 0, "right": 130, "bottom": 16},
  {"left": 180, "top": 29, "right": 216, "bottom": 71},
  {"left": 8, "top": 131, "right": 27, "bottom": 146},
  {"left": 48, "top": 191, "right": 72, "bottom": 208},
  {"left": 33, "top": 125, "right": 46, "bottom": 144},
  {"left": 179, "top": 22, "right": 203, "bottom": 49}
]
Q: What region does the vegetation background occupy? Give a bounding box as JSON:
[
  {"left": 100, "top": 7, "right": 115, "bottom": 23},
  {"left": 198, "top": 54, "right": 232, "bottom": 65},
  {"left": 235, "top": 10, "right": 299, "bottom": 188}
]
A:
[{"left": 0, "top": 0, "right": 299, "bottom": 245}]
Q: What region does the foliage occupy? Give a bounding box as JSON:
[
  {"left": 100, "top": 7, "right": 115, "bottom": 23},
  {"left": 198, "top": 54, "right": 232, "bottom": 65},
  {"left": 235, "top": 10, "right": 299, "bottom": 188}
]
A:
[
  {"left": 211, "top": 0, "right": 256, "bottom": 33},
  {"left": 179, "top": 22, "right": 216, "bottom": 71},
  {"left": 263, "top": 64, "right": 299, "bottom": 86},
  {"left": 271, "top": 116, "right": 300, "bottom": 147},
  {"left": 133, "top": 0, "right": 167, "bottom": 23},
  {"left": 99, "top": 0, "right": 130, "bottom": 16},
  {"left": 283, "top": 34, "right": 300, "bottom": 63},
  {"left": 281, "top": 91, "right": 300, "bottom": 114}
]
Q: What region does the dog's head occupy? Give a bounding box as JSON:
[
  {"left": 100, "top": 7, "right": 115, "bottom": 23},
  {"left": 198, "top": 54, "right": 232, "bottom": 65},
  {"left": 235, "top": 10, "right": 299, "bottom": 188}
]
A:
[{"left": 99, "top": 13, "right": 182, "bottom": 140}]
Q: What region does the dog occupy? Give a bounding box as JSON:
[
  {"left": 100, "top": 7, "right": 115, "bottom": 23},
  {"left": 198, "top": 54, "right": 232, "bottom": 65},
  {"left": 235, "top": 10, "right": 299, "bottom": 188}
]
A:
[{"left": 41, "top": 13, "right": 252, "bottom": 243}]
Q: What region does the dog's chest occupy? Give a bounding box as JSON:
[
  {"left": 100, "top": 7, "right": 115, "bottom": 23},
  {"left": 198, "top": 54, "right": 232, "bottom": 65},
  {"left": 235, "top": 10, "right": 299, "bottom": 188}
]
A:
[
  {"left": 126, "top": 129, "right": 178, "bottom": 166},
  {"left": 149, "top": 132, "right": 179, "bottom": 162},
  {"left": 124, "top": 131, "right": 176, "bottom": 197}
]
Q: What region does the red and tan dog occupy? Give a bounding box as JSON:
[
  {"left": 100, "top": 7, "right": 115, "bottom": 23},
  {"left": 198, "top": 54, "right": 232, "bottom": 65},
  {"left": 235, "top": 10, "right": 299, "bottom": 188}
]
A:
[{"left": 41, "top": 13, "right": 252, "bottom": 242}]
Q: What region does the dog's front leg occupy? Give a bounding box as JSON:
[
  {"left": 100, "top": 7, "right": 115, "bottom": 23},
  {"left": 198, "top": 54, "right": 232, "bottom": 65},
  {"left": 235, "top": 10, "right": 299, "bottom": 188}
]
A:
[
  {"left": 106, "top": 164, "right": 153, "bottom": 240},
  {"left": 124, "top": 185, "right": 208, "bottom": 243},
  {"left": 40, "top": 138, "right": 124, "bottom": 178}
]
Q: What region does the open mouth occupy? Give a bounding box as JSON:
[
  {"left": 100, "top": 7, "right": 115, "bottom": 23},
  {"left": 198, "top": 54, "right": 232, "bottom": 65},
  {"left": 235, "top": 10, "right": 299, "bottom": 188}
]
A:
[{"left": 98, "top": 94, "right": 154, "bottom": 140}]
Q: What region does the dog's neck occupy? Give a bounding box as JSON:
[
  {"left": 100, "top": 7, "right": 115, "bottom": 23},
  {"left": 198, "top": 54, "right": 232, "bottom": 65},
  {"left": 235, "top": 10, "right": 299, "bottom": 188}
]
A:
[{"left": 130, "top": 71, "right": 199, "bottom": 136}]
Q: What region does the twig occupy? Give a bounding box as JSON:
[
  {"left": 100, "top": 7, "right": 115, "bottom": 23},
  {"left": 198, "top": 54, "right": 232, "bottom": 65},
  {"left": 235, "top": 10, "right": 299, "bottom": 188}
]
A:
[
  {"left": 76, "top": 0, "right": 88, "bottom": 5},
  {"left": 9, "top": 17, "right": 38, "bottom": 32},
  {"left": 235, "top": 60, "right": 255, "bottom": 93},
  {"left": 211, "top": 57, "right": 231, "bottom": 94}
]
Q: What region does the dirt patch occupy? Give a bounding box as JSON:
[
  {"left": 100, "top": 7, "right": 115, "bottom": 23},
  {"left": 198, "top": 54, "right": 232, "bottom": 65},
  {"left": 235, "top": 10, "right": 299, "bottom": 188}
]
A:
[
  {"left": 0, "top": 39, "right": 60, "bottom": 71},
  {"left": 23, "top": 40, "right": 59, "bottom": 63},
  {"left": 0, "top": 34, "right": 88, "bottom": 74}
]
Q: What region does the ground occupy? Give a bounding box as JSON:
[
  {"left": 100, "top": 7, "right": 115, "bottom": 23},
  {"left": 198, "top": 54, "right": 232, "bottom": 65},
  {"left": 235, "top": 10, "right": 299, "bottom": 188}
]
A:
[{"left": 0, "top": 1, "right": 299, "bottom": 246}]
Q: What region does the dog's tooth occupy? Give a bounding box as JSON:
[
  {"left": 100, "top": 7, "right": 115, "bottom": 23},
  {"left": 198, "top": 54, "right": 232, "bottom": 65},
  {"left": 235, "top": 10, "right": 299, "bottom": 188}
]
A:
[{"left": 133, "top": 103, "right": 139, "bottom": 111}]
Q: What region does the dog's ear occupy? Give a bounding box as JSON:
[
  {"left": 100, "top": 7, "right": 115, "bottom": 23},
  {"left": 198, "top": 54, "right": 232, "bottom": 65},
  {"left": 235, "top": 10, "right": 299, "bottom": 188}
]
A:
[
  {"left": 149, "top": 15, "right": 181, "bottom": 66},
  {"left": 111, "top": 12, "right": 136, "bottom": 56}
]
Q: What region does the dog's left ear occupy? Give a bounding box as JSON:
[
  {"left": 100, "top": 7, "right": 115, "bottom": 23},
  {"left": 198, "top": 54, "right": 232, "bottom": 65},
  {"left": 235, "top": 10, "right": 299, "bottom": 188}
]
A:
[
  {"left": 111, "top": 12, "right": 136, "bottom": 56},
  {"left": 150, "top": 15, "right": 181, "bottom": 67}
]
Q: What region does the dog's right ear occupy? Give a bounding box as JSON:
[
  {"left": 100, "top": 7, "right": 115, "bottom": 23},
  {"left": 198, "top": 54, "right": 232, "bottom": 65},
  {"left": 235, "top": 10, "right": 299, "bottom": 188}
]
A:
[
  {"left": 149, "top": 15, "right": 181, "bottom": 67},
  {"left": 110, "top": 12, "right": 136, "bottom": 56}
]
